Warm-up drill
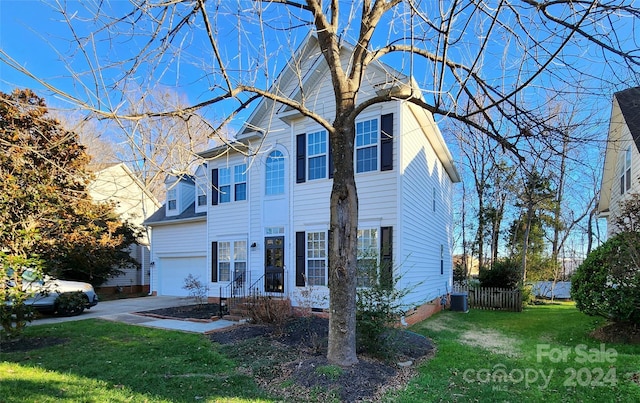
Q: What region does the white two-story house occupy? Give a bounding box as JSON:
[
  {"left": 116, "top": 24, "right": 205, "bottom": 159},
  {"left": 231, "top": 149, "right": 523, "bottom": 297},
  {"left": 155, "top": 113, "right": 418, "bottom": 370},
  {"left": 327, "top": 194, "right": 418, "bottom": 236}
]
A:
[
  {"left": 88, "top": 162, "right": 161, "bottom": 294},
  {"left": 145, "top": 35, "right": 460, "bottom": 323},
  {"left": 598, "top": 87, "right": 640, "bottom": 235}
]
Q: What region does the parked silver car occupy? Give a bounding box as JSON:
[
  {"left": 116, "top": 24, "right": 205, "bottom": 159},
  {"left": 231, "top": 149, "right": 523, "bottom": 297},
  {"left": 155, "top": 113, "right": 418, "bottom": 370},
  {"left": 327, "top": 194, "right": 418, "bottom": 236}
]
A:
[{"left": 7, "top": 269, "right": 99, "bottom": 316}]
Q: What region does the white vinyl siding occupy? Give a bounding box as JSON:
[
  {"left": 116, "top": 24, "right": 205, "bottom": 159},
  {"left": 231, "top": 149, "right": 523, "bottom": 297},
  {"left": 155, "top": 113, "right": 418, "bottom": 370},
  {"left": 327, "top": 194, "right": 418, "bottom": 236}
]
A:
[
  {"left": 399, "top": 102, "right": 455, "bottom": 305},
  {"left": 149, "top": 220, "right": 207, "bottom": 295}
]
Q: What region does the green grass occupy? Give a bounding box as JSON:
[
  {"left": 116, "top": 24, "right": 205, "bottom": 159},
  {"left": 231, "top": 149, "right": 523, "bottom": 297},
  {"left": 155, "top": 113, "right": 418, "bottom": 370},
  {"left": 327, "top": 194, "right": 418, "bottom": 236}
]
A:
[
  {"left": 1, "top": 303, "right": 639, "bottom": 402},
  {"left": 0, "top": 320, "right": 270, "bottom": 402},
  {"left": 394, "top": 302, "right": 640, "bottom": 402},
  {"left": 315, "top": 364, "right": 344, "bottom": 380}
]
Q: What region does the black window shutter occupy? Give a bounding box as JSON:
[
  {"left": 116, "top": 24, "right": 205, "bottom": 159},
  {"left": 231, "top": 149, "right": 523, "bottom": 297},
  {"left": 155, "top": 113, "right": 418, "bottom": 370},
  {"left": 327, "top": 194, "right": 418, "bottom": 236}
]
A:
[
  {"left": 295, "top": 231, "right": 306, "bottom": 286},
  {"left": 211, "top": 241, "right": 218, "bottom": 282},
  {"left": 296, "top": 134, "right": 306, "bottom": 183},
  {"left": 211, "top": 168, "right": 219, "bottom": 205},
  {"left": 380, "top": 226, "right": 393, "bottom": 289},
  {"left": 381, "top": 113, "right": 394, "bottom": 171}
]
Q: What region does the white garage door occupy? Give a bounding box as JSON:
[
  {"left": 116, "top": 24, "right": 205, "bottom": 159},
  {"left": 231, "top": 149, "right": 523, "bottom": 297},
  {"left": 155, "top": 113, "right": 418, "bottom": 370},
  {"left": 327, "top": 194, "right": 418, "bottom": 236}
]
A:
[{"left": 158, "top": 256, "right": 207, "bottom": 296}]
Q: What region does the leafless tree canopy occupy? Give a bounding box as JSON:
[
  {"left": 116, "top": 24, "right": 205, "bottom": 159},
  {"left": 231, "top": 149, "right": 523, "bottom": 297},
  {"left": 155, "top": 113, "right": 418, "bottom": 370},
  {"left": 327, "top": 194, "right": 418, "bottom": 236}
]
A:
[{"left": 1, "top": 1, "right": 637, "bottom": 147}]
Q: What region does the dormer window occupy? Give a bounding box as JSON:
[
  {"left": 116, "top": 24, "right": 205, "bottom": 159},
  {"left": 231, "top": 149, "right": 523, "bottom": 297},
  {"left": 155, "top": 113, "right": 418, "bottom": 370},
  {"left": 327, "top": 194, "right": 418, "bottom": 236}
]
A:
[
  {"left": 167, "top": 188, "right": 177, "bottom": 211},
  {"left": 197, "top": 186, "right": 207, "bottom": 206}
]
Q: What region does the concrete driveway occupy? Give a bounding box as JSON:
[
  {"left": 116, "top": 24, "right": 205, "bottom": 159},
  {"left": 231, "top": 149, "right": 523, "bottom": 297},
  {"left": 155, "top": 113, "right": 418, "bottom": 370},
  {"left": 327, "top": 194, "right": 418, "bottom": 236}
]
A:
[{"left": 31, "top": 295, "right": 237, "bottom": 333}]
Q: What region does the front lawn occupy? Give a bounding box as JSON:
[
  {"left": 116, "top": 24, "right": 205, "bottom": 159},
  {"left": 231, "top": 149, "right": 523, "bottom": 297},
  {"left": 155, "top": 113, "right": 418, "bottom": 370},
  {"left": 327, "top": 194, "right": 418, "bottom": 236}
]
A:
[
  {"left": 0, "top": 320, "right": 269, "bottom": 402},
  {"left": 397, "top": 302, "right": 640, "bottom": 402},
  {"left": 1, "top": 303, "right": 638, "bottom": 402}
]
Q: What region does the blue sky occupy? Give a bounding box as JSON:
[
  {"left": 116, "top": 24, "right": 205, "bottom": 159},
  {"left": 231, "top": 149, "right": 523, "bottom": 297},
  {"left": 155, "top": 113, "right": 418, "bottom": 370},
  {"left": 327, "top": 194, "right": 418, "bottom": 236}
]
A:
[{"left": 1, "top": 1, "right": 87, "bottom": 99}]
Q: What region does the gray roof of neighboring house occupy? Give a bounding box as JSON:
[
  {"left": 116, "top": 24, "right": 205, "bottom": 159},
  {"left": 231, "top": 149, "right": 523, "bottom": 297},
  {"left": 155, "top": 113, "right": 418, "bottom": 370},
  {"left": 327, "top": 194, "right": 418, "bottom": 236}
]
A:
[
  {"left": 143, "top": 202, "right": 206, "bottom": 226},
  {"left": 615, "top": 86, "right": 640, "bottom": 150}
]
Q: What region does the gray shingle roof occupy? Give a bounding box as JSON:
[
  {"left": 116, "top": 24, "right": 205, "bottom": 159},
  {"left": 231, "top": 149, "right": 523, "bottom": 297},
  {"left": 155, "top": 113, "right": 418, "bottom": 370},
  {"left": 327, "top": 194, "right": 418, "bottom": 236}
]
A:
[
  {"left": 615, "top": 87, "right": 640, "bottom": 151},
  {"left": 143, "top": 202, "right": 205, "bottom": 226}
]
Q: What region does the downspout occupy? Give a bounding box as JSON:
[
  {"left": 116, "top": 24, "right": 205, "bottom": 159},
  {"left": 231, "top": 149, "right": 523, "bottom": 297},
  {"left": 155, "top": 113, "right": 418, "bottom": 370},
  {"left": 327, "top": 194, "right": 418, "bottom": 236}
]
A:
[{"left": 147, "top": 226, "right": 154, "bottom": 295}]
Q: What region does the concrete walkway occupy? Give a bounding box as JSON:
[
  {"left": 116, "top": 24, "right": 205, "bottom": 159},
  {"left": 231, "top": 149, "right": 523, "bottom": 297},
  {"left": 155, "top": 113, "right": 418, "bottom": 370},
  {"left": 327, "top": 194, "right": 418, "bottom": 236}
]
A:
[{"left": 31, "top": 295, "right": 238, "bottom": 334}]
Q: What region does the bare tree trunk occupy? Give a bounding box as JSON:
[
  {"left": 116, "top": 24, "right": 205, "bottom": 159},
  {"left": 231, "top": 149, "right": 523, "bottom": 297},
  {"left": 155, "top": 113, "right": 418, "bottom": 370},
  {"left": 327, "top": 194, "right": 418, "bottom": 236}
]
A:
[
  {"left": 328, "top": 112, "right": 359, "bottom": 366},
  {"left": 587, "top": 207, "right": 596, "bottom": 255},
  {"left": 521, "top": 205, "right": 534, "bottom": 283},
  {"left": 461, "top": 179, "right": 468, "bottom": 279},
  {"left": 491, "top": 198, "right": 506, "bottom": 267}
]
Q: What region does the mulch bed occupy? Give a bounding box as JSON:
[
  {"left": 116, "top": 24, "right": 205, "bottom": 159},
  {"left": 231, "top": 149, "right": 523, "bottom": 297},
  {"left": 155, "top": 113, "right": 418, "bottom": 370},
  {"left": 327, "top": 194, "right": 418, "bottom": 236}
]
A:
[
  {"left": 136, "top": 303, "right": 223, "bottom": 320},
  {"left": 209, "top": 315, "right": 436, "bottom": 402},
  {"left": 0, "top": 336, "right": 69, "bottom": 353},
  {"left": 590, "top": 321, "right": 640, "bottom": 344}
]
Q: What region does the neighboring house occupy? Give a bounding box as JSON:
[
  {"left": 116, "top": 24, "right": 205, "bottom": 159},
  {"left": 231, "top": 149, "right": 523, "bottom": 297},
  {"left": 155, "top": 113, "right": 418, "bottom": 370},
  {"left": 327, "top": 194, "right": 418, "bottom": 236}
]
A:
[
  {"left": 88, "top": 162, "right": 161, "bottom": 293},
  {"left": 145, "top": 35, "right": 461, "bottom": 323},
  {"left": 598, "top": 87, "right": 640, "bottom": 236}
]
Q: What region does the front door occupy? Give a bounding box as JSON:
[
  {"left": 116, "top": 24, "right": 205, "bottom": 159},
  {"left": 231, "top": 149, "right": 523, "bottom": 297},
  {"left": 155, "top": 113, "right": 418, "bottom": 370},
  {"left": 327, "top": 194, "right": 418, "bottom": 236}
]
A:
[{"left": 265, "top": 236, "right": 284, "bottom": 293}]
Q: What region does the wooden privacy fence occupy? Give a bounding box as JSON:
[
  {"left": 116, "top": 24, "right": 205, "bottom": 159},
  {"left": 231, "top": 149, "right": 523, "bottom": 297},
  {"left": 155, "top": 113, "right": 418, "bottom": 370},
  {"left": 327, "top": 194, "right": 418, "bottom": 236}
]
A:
[{"left": 453, "top": 284, "right": 522, "bottom": 312}]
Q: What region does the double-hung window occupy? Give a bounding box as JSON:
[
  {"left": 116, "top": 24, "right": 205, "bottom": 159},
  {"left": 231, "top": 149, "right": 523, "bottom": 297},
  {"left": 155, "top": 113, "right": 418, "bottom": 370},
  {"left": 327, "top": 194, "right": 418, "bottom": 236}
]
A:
[
  {"left": 167, "top": 188, "right": 177, "bottom": 211},
  {"left": 197, "top": 186, "right": 207, "bottom": 206},
  {"left": 621, "top": 146, "right": 632, "bottom": 195},
  {"left": 356, "top": 119, "right": 378, "bottom": 173},
  {"left": 217, "top": 240, "right": 247, "bottom": 284},
  {"left": 233, "top": 241, "right": 247, "bottom": 283},
  {"left": 357, "top": 228, "right": 378, "bottom": 287},
  {"left": 234, "top": 164, "right": 247, "bottom": 201},
  {"left": 306, "top": 232, "right": 327, "bottom": 286},
  {"left": 307, "top": 130, "right": 327, "bottom": 180},
  {"left": 218, "top": 242, "right": 231, "bottom": 281},
  {"left": 216, "top": 163, "right": 247, "bottom": 203},
  {"left": 219, "top": 168, "right": 231, "bottom": 203}
]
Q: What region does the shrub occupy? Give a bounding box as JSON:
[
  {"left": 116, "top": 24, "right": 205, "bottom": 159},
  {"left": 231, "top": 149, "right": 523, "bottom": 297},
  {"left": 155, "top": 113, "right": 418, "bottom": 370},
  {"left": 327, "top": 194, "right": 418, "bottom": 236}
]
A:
[
  {"left": 245, "top": 296, "right": 292, "bottom": 334},
  {"left": 520, "top": 283, "right": 535, "bottom": 305},
  {"left": 55, "top": 291, "right": 87, "bottom": 316},
  {"left": 478, "top": 259, "right": 520, "bottom": 288},
  {"left": 356, "top": 273, "right": 412, "bottom": 359},
  {"left": 453, "top": 261, "right": 468, "bottom": 283},
  {"left": 571, "top": 232, "right": 640, "bottom": 324},
  {"left": 182, "top": 274, "right": 209, "bottom": 307},
  {"left": 0, "top": 254, "right": 42, "bottom": 338}
]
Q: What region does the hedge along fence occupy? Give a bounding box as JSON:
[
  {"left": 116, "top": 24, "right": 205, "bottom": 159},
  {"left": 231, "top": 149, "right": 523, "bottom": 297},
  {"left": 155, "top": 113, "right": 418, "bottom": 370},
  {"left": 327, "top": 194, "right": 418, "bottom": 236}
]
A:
[{"left": 453, "top": 284, "right": 522, "bottom": 312}]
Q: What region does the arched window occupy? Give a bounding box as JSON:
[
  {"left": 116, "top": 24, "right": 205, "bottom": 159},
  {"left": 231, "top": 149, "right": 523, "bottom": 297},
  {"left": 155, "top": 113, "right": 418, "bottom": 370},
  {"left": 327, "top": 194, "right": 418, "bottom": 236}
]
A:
[{"left": 265, "top": 150, "right": 285, "bottom": 195}]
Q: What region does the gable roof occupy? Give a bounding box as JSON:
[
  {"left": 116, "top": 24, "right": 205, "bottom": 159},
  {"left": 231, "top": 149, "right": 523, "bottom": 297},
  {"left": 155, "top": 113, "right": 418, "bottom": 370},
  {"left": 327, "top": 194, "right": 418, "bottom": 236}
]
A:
[
  {"left": 198, "top": 34, "right": 457, "bottom": 179},
  {"left": 615, "top": 87, "right": 640, "bottom": 151},
  {"left": 598, "top": 87, "right": 640, "bottom": 215},
  {"left": 90, "top": 162, "right": 161, "bottom": 209},
  {"left": 143, "top": 202, "right": 206, "bottom": 226}
]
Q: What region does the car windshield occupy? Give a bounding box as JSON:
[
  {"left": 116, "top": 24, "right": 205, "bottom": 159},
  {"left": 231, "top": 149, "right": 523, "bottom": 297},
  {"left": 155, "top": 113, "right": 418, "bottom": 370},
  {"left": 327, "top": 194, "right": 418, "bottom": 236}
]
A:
[{"left": 5, "top": 268, "right": 42, "bottom": 283}]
